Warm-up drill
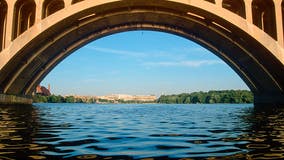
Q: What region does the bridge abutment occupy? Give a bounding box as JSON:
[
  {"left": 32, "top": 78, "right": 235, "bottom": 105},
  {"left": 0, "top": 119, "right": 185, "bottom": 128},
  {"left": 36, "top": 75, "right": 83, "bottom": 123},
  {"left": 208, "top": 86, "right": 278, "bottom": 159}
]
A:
[{"left": 0, "top": 94, "right": 33, "bottom": 105}]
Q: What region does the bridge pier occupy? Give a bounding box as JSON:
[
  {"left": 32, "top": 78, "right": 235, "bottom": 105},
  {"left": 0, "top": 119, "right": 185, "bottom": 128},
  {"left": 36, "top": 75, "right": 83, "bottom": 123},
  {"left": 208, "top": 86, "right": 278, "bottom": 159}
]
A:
[
  {"left": 0, "top": 94, "right": 33, "bottom": 105},
  {"left": 254, "top": 93, "right": 284, "bottom": 108}
]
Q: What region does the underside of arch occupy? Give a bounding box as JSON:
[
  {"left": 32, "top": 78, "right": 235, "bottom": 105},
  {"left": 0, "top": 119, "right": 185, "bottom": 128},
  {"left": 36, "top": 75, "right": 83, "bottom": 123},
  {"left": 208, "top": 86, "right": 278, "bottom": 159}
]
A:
[{"left": 0, "top": 0, "right": 283, "bottom": 106}]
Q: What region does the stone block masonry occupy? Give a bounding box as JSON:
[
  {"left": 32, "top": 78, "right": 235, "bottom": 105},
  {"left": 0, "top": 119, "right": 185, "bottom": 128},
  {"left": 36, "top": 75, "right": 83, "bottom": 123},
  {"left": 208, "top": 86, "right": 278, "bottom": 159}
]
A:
[{"left": 0, "top": 94, "right": 33, "bottom": 105}]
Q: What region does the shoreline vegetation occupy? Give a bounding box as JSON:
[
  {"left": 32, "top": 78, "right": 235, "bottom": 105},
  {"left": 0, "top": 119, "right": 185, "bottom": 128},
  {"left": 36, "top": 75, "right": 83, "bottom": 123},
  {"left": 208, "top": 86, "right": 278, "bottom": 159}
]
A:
[{"left": 33, "top": 90, "right": 253, "bottom": 104}]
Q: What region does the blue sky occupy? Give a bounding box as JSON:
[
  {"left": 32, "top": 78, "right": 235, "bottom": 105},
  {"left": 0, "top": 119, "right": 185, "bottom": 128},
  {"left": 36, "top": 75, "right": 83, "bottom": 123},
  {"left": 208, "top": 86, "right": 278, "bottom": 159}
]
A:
[{"left": 41, "top": 31, "right": 249, "bottom": 96}]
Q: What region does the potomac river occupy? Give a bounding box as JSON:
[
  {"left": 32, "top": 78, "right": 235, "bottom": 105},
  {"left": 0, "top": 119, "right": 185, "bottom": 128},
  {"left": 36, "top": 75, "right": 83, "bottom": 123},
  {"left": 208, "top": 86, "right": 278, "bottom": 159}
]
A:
[{"left": 0, "top": 103, "right": 283, "bottom": 159}]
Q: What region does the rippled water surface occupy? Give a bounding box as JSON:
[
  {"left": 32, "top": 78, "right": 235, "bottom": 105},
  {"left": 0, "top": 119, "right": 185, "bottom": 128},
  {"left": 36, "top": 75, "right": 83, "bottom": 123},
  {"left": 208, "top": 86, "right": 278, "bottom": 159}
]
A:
[{"left": 0, "top": 103, "right": 284, "bottom": 159}]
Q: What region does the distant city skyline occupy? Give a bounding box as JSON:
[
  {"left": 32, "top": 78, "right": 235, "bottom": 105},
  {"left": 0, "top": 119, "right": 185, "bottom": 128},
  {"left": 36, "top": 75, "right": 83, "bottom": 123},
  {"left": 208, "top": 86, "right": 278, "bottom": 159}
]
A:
[{"left": 41, "top": 31, "right": 249, "bottom": 96}]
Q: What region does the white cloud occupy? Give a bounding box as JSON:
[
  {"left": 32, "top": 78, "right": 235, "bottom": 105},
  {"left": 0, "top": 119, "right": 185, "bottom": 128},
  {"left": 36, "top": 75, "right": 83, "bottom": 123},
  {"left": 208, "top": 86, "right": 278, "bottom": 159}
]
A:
[
  {"left": 142, "top": 60, "right": 224, "bottom": 68},
  {"left": 84, "top": 46, "right": 222, "bottom": 64},
  {"left": 85, "top": 46, "right": 147, "bottom": 57}
]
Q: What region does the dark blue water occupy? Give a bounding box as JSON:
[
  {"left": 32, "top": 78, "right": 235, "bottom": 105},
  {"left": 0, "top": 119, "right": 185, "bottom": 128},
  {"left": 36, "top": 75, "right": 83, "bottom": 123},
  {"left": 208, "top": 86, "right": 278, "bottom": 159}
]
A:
[{"left": 0, "top": 103, "right": 284, "bottom": 159}]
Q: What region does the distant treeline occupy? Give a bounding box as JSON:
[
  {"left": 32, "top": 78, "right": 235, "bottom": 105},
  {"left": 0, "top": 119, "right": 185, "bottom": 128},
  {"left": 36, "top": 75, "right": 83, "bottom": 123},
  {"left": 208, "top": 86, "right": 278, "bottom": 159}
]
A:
[
  {"left": 33, "top": 95, "right": 93, "bottom": 103},
  {"left": 157, "top": 90, "right": 253, "bottom": 104},
  {"left": 32, "top": 95, "right": 155, "bottom": 104},
  {"left": 33, "top": 90, "right": 253, "bottom": 104}
]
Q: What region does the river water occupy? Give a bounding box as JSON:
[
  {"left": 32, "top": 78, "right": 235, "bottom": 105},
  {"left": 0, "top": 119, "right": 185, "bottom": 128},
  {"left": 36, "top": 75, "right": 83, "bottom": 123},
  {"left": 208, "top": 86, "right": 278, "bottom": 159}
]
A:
[{"left": 0, "top": 103, "right": 283, "bottom": 159}]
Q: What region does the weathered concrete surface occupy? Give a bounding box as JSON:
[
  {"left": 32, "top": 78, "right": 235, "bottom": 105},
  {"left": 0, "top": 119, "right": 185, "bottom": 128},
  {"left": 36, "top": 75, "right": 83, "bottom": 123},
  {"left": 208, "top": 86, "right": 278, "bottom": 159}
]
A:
[{"left": 0, "top": 94, "right": 32, "bottom": 105}]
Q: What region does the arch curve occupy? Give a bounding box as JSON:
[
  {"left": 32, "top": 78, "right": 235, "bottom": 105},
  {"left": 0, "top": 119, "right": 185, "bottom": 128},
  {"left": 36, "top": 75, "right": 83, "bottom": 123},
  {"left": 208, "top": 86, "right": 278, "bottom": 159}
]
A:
[
  {"left": 0, "top": 0, "right": 283, "bottom": 105},
  {"left": 222, "top": 0, "right": 245, "bottom": 18},
  {"left": 204, "top": 0, "right": 215, "bottom": 4},
  {"left": 13, "top": 0, "right": 36, "bottom": 39},
  {"left": 42, "top": 0, "right": 65, "bottom": 18},
  {"left": 71, "top": 0, "right": 84, "bottom": 4},
  {"left": 0, "top": 0, "right": 7, "bottom": 51},
  {"left": 252, "top": 0, "right": 277, "bottom": 40}
]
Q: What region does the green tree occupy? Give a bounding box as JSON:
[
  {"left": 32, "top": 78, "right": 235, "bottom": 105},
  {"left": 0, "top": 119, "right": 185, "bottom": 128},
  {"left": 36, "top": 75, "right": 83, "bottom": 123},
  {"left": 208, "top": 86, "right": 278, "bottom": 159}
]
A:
[
  {"left": 33, "top": 94, "right": 48, "bottom": 103},
  {"left": 65, "top": 96, "right": 75, "bottom": 103},
  {"left": 184, "top": 96, "right": 191, "bottom": 103},
  {"left": 157, "top": 90, "right": 253, "bottom": 104},
  {"left": 48, "top": 95, "right": 60, "bottom": 103}
]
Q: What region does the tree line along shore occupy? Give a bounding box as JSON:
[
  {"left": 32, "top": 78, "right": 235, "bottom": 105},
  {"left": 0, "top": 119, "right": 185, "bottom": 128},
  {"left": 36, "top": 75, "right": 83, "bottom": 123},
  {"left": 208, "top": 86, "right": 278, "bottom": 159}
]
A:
[{"left": 33, "top": 90, "right": 253, "bottom": 104}]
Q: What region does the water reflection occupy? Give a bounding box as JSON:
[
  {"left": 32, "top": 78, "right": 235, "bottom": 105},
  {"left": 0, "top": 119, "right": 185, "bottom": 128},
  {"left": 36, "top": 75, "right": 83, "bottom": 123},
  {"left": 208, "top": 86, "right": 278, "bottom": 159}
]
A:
[
  {"left": 0, "top": 104, "right": 284, "bottom": 159},
  {"left": 0, "top": 105, "right": 48, "bottom": 159},
  {"left": 220, "top": 107, "right": 284, "bottom": 160},
  {"left": 244, "top": 107, "right": 284, "bottom": 159}
]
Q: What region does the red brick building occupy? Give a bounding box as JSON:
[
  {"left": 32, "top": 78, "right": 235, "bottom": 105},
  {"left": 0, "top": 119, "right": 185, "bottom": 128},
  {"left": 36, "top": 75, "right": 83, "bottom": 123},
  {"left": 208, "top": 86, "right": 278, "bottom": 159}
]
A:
[{"left": 36, "top": 84, "right": 51, "bottom": 96}]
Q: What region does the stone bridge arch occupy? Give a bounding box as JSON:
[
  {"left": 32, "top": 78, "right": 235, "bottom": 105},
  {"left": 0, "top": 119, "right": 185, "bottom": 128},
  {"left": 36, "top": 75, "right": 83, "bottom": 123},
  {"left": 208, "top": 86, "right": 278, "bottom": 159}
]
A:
[{"left": 0, "top": 0, "right": 283, "bottom": 106}]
